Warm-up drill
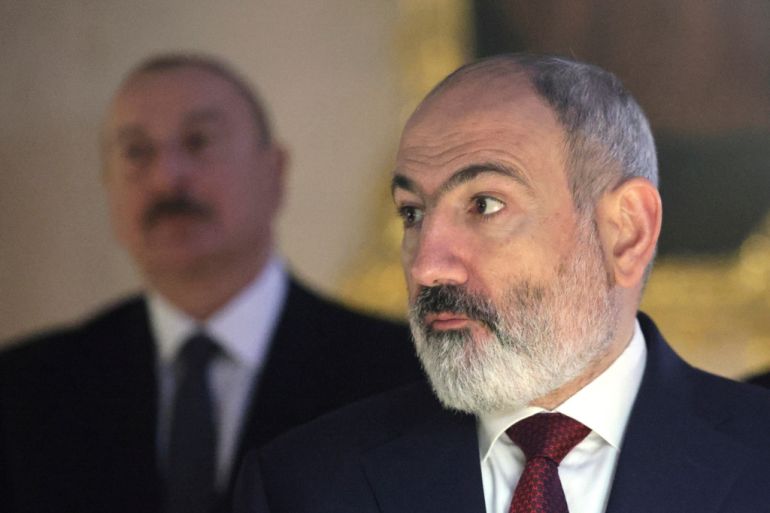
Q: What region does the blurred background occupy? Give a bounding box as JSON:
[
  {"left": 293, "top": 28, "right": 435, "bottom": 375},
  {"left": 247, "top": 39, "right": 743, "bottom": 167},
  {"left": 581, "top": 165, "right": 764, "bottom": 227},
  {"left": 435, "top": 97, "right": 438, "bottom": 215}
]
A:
[{"left": 2, "top": 0, "right": 769, "bottom": 377}]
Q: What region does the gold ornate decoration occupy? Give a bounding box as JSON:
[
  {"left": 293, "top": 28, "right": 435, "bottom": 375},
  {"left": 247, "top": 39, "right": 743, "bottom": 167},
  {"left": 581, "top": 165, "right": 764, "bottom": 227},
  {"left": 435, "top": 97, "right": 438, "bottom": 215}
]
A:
[
  {"left": 641, "top": 213, "right": 770, "bottom": 377},
  {"left": 337, "top": 0, "right": 770, "bottom": 380},
  {"left": 337, "top": 0, "right": 473, "bottom": 318}
]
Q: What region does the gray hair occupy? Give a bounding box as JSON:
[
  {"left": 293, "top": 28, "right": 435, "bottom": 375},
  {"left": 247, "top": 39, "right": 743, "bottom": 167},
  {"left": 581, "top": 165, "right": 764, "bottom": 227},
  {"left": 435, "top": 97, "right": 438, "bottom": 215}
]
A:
[
  {"left": 425, "top": 53, "right": 658, "bottom": 215},
  {"left": 122, "top": 52, "right": 273, "bottom": 145}
]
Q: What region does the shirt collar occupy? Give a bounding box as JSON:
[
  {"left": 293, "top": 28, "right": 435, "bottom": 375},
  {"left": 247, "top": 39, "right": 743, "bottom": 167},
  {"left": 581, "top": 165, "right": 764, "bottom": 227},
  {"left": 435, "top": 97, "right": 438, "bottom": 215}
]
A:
[
  {"left": 478, "top": 320, "right": 647, "bottom": 462},
  {"left": 149, "top": 254, "right": 288, "bottom": 369}
]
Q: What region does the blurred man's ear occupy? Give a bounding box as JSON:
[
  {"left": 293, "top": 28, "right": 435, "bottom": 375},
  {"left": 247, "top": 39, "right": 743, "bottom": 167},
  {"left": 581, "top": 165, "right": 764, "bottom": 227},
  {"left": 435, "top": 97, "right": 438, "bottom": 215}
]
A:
[
  {"left": 595, "top": 177, "right": 662, "bottom": 288},
  {"left": 266, "top": 142, "right": 289, "bottom": 212}
]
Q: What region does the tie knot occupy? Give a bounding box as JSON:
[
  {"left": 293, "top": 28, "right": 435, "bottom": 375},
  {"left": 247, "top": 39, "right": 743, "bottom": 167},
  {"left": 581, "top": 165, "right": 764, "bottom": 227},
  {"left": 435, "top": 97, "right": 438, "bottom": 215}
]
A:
[
  {"left": 178, "top": 333, "right": 219, "bottom": 372},
  {"left": 506, "top": 412, "right": 590, "bottom": 464}
]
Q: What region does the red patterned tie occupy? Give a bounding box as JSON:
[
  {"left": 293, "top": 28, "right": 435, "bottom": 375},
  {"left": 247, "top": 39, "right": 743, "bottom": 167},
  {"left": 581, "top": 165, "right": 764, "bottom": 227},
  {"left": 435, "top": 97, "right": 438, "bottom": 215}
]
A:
[{"left": 506, "top": 413, "right": 591, "bottom": 513}]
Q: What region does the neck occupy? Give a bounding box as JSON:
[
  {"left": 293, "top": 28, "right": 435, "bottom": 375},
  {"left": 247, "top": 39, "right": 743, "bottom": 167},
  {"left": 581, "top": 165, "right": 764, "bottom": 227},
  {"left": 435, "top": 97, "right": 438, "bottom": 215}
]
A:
[{"left": 145, "top": 248, "right": 270, "bottom": 321}]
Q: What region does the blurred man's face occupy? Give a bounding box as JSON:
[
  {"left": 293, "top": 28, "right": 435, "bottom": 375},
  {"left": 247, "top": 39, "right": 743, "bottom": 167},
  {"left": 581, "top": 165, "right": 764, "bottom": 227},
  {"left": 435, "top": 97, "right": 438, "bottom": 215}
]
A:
[
  {"left": 393, "top": 77, "right": 619, "bottom": 414},
  {"left": 103, "top": 66, "right": 283, "bottom": 280}
]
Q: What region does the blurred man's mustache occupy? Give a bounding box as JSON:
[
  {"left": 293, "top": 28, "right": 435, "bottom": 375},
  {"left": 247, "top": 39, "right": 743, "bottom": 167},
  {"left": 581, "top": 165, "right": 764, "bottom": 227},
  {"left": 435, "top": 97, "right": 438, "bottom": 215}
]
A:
[
  {"left": 143, "top": 195, "right": 213, "bottom": 229},
  {"left": 413, "top": 285, "right": 498, "bottom": 332}
]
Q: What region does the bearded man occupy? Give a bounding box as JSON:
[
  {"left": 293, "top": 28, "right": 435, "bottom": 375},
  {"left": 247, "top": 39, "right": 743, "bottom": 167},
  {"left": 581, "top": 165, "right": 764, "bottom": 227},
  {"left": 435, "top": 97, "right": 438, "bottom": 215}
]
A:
[{"left": 233, "top": 54, "right": 770, "bottom": 513}]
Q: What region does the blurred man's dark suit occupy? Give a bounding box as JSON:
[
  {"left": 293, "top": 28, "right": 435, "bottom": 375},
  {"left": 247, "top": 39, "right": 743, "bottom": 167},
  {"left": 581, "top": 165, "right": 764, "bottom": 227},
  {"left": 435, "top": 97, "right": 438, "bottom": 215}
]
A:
[{"left": 0, "top": 278, "right": 423, "bottom": 513}]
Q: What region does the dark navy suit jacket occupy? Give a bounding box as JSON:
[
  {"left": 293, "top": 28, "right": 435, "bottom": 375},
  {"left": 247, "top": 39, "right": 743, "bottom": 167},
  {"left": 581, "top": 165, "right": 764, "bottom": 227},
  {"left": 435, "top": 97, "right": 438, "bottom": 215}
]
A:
[
  {"left": 236, "top": 313, "right": 770, "bottom": 513},
  {"left": 0, "top": 278, "right": 424, "bottom": 513},
  {"left": 745, "top": 369, "right": 770, "bottom": 389}
]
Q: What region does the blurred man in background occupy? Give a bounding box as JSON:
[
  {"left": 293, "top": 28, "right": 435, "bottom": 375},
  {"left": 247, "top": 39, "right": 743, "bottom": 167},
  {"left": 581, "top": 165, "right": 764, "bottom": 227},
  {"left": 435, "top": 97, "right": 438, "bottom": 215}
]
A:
[{"left": 0, "top": 53, "right": 422, "bottom": 513}]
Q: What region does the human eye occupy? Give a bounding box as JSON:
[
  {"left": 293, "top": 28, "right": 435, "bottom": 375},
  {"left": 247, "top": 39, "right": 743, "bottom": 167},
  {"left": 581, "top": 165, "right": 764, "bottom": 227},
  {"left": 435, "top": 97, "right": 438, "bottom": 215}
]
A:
[
  {"left": 471, "top": 196, "right": 505, "bottom": 217},
  {"left": 396, "top": 205, "right": 425, "bottom": 228},
  {"left": 183, "top": 130, "right": 211, "bottom": 154},
  {"left": 121, "top": 140, "right": 155, "bottom": 166}
]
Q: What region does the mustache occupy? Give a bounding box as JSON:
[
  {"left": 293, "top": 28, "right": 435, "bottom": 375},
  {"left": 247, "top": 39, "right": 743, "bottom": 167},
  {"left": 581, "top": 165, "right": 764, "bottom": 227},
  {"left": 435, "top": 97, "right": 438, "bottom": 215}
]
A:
[
  {"left": 412, "top": 285, "right": 499, "bottom": 331},
  {"left": 142, "top": 194, "right": 213, "bottom": 229}
]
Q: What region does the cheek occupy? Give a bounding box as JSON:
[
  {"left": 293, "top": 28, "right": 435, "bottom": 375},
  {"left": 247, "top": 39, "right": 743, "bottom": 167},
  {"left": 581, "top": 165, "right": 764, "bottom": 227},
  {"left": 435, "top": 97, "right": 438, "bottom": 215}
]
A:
[
  {"left": 213, "top": 174, "right": 272, "bottom": 233},
  {"left": 400, "top": 227, "right": 423, "bottom": 264},
  {"left": 400, "top": 232, "right": 417, "bottom": 263},
  {"left": 400, "top": 234, "right": 420, "bottom": 297},
  {"left": 106, "top": 187, "right": 142, "bottom": 246},
  {"left": 463, "top": 235, "right": 546, "bottom": 298},
  {"left": 229, "top": 160, "right": 279, "bottom": 214},
  {"left": 107, "top": 184, "right": 137, "bottom": 221}
]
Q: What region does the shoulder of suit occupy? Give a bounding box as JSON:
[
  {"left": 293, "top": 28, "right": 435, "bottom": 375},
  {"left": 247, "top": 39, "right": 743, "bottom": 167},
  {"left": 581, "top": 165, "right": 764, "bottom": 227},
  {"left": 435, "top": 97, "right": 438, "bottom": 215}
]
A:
[
  {"left": 691, "top": 364, "right": 770, "bottom": 420},
  {"left": 655, "top": 348, "right": 770, "bottom": 462},
  {"left": 259, "top": 380, "right": 443, "bottom": 456},
  {"left": 639, "top": 312, "right": 770, "bottom": 439},
  {"left": 745, "top": 370, "right": 770, "bottom": 388},
  {"left": 0, "top": 294, "right": 147, "bottom": 369}
]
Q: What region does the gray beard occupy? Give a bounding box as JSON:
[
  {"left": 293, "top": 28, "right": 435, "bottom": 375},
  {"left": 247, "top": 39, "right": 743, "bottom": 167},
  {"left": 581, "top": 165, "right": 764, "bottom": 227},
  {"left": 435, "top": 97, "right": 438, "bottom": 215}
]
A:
[{"left": 408, "top": 224, "right": 619, "bottom": 415}]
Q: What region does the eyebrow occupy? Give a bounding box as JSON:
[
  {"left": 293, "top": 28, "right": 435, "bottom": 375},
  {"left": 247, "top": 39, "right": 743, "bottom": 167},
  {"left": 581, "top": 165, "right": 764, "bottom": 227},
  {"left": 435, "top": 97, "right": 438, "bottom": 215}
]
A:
[
  {"left": 111, "top": 108, "right": 226, "bottom": 146},
  {"left": 391, "top": 161, "right": 532, "bottom": 200},
  {"left": 113, "top": 126, "right": 146, "bottom": 145},
  {"left": 183, "top": 108, "right": 226, "bottom": 126}
]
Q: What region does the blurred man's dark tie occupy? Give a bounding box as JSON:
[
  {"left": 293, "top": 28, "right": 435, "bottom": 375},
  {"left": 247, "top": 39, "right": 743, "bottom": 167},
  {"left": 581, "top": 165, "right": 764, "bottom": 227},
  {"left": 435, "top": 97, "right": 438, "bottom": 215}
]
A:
[{"left": 166, "top": 333, "right": 219, "bottom": 513}]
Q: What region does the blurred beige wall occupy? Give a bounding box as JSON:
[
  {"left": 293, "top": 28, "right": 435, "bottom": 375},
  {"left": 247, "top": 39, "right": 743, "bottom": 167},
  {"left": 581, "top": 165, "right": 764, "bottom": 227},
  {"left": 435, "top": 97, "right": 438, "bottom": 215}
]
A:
[{"left": 0, "top": 1, "right": 403, "bottom": 342}]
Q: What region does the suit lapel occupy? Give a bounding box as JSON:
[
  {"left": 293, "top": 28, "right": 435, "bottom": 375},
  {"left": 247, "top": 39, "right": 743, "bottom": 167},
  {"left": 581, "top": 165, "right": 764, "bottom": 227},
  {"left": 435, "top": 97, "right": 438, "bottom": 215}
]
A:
[
  {"left": 361, "top": 402, "right": 486, "bottom": 513},
  {"left": 605, "top": 315, "right": 751, "bottom": 513},
  {"left": 234, "top": 280, "right": 304, "bottom": 465},
  {"left": 228, "top": 280, "right": 312, "bottom": 500}
]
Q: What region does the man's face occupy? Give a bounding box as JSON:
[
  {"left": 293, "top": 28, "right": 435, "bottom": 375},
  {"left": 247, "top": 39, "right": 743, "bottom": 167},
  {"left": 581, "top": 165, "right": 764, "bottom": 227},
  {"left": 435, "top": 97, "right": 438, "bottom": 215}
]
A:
[
  {"left": 393, "top": 78, "right": 619, "bottom": 413},
  {"left": 103, "top": 66, "right": 283, "bottom": 279}
]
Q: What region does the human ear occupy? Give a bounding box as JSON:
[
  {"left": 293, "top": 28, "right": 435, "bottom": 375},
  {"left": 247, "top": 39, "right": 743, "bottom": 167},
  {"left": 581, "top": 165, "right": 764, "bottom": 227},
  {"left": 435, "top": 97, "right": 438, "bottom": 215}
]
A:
[
  {"left": 595, "top": 177, "right": 662, "bottom": 288},
  {"left": 265, "top": 143, "right": 289, "bottom": 212}
]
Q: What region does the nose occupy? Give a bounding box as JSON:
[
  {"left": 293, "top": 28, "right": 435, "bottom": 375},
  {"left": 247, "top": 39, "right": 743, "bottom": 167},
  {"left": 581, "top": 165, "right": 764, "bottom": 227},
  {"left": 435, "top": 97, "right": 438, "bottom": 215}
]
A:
[
  {"left": 148, "top": 143, "right": 193, "bottom": 191},
  {"left": 407, "top": 215, "right": 469, "bottom": 288}
]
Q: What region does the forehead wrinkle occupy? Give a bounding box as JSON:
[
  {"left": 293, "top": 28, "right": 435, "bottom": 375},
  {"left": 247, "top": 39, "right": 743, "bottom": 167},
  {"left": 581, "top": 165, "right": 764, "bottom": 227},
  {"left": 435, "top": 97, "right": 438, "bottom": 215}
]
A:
[
  {"left": 437, "top": 163, "right": 531, "bottom": 197},
  {"left": 109, "top": 107, "right": 227, "bottom": 147},
  {"left": 392, "top": 162, "right": 533, "bottom": 208},
  {"left": 401, "top": 128, "right": 495, "bottom": 166}
]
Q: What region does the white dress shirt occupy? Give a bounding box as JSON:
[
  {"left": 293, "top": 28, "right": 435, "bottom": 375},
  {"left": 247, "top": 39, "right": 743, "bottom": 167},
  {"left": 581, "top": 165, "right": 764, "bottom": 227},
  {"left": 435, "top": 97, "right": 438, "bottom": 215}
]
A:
[
  {"left": 478, "top": 321, "right": 647, "bottom": 513},
  {"left": 149, "top": 254, "right": 288, "bottom": 489}
]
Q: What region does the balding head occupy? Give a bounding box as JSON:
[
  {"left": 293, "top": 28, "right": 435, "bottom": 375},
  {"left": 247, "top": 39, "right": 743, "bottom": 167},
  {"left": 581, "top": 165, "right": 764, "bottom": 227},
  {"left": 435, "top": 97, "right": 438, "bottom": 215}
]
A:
[
  {"left": 415, "top": 54, "right": 658, "bottom": 216},
  {"left": 118, "top": 53, "right": 273, "bottom": 145}
]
